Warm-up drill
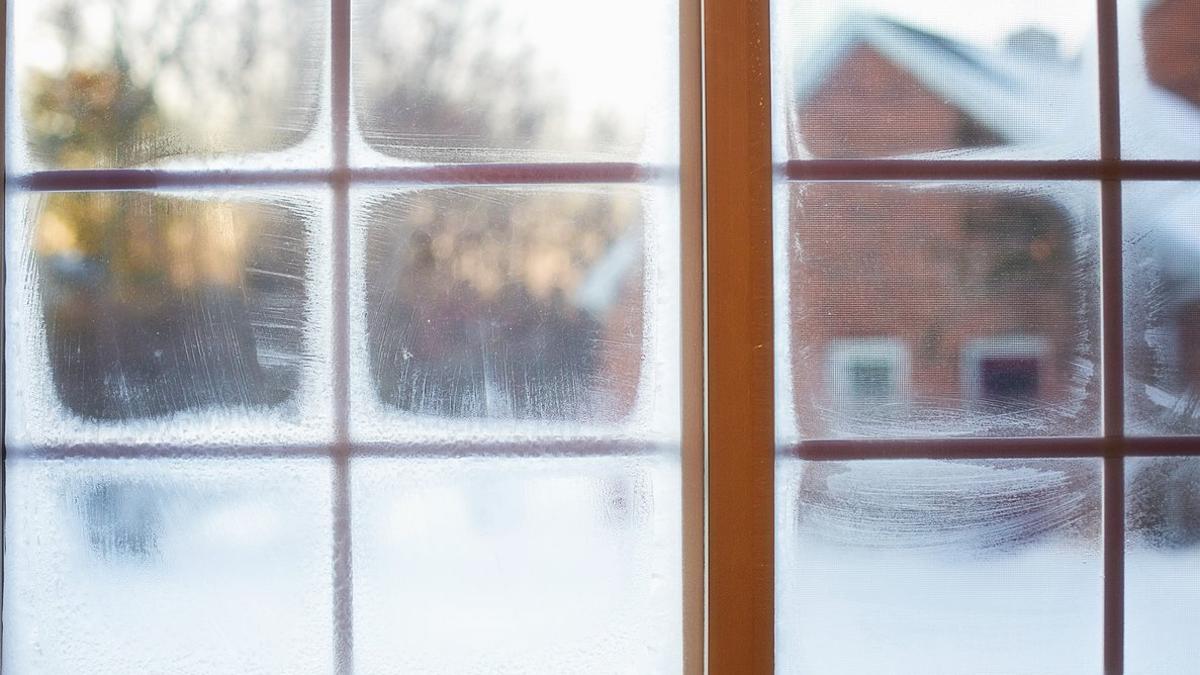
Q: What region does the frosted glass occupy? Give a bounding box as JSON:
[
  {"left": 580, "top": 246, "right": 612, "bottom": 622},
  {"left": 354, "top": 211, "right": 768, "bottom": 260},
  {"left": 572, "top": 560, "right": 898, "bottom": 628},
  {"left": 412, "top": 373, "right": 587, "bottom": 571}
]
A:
[
  {"left": 1126, "top": 457, "right": 1200, "bottom": 674},
  {"left": 10, "top": 0, "right": 327, "bottom": 170},
  {"left": 772, "top": 0, "right": 1099, "bottom": 160},
  {"left": 356, "top": 187, "right": 641, "bottom": 421},
  {"left": 2, "top": 458, "right": 334, "bottom": 674},
  {"left": 778, "top": 182, "right": 1101, "bottom": 440},
  {"left": 351, "top": 0, "right": 678, "bottom": 164},
  {"left": 1124, "top": 182, "right": 1200, "bottom": 435},
  {"left": 776, "top": 458, "right": 1103, "bottom": 674},
  {"left": 350, "top": 185, "right": 681, "bottom": 441},
  {"left": 4, "top": 191, "right": 333, "bottom": 448},
  {"left": 1119, "top": 0, "right": 1200, "bottom": 159},
  {"left": 351, "top": 454, "right": 682, "bottom": 673}
]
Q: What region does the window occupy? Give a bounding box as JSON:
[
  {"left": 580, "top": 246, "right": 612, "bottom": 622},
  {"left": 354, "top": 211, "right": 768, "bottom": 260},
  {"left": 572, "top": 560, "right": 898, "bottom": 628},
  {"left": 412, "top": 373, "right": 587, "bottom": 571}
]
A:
[
  {"left": 827, "top": 338, "right": 907, "bottom": 405},
  {"left": 3, "top": 0, "right": 701, "bottom": 672},
  {"left": 5, "top": 0, "right": 1199, "bottom": 673},
  {"left": 768, "top": 0, "right": 1200, "bottom": 672},
  {"left": 962, "top": 335, "right": 1048, "bottom": 407},
  {"left": 976, "top": 354, "right": 1040, "bottom": 401}
]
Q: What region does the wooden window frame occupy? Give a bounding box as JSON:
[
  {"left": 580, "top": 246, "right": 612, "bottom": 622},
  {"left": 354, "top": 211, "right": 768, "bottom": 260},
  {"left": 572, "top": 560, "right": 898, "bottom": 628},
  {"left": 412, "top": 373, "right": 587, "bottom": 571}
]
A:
[
  {"left": 705, "top": 0, "right": 1200, "bottom": 672},
  {"left": 1, "top": 0, "right": 704, "bottom": 672},
  {"left": 6, "top": 0, "right": 1200, "bottom": 672}
]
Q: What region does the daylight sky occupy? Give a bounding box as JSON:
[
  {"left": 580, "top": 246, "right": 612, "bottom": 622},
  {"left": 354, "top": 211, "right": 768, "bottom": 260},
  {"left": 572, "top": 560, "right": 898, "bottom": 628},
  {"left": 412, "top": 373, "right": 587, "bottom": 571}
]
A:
[{"left": 15, "top": 0, "right": 1110, "bottom": 146}]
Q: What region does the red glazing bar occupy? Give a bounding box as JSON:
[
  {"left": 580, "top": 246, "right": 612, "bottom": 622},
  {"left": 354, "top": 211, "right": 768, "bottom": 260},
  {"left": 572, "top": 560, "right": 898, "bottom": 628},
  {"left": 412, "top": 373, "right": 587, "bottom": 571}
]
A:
[
  {"left": 12, "top": 168, "right": 333, "bottom": 191},
  {"left": 9, "top": 163, "right": 667, "bottom": 192},
  {"left": 787, "top": 437, "right": 1113, "bottom": 461},
  {"left": 10, "top": 436, "right": 1195, "bottom": 462},
  {"left": 1096, "top": 0, "right": 1125, "bottom": 669},
  {"left": 11, "top": 432, "right": 1200, "bottom": 458},
  {"left": 1122, "top": 437, "right": 1200, "bottom": 456},
  {"left": 787, "top": 437, "right": 1200, "bottom": 462},
  {"left": 329, "top": 0, "right": 355, "bottom": 672},
  {"left": 2, "top": 439, "right": 673, "bottom": 461},
  {"left": 354, "top": 162, "right": 659, "bottom": 184},
  {"left": 784, "top": 159, "right": 1200, "bottom": 182}
]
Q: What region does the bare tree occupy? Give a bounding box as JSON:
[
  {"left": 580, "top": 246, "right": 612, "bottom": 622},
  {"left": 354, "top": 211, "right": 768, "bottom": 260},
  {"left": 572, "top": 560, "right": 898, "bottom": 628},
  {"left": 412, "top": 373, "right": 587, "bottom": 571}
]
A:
[
  {"left": 24, "top": 0, "right": 322, "bottom": 167},
  {"left": 24, "top": 0, "right": 641, "bottom": 421}
]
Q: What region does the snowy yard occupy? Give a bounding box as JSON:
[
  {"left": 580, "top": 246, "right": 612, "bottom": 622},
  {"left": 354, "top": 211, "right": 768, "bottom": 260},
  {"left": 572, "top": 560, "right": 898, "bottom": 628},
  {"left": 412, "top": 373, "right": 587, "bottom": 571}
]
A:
[
  {"left": 2, "top": 455, "right": 682, "bottom": 674},
  {"left": 4, "top": 455, "right": 1196, "bottom": 674}
]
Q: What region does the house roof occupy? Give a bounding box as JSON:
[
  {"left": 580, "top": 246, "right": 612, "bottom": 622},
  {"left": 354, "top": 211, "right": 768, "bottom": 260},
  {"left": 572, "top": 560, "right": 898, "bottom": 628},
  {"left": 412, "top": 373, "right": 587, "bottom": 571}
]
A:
[
  {"left": 791, "top": 12, "right": 1200, "bottom": 287},
  {"left": 793, "top": 11, "right": 1200, "bottom": 158},
  {"left": 586, "top": 12, "right": 1200, "bottom": 319},
  {"left": 792, "top": 14, "right": 1096, "bottom": 152}
]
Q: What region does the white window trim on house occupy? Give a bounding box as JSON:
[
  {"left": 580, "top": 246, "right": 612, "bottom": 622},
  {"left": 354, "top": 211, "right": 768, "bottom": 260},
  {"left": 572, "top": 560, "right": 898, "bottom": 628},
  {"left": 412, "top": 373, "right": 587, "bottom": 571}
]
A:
[
  {"left": 961, "top": 334, "right": 1050, "bottom": 404},
  {"left": 826, "top": 337, "right": 909, "bottom": 406},
  {"left": 0, "top": 0, "right": 707, "bottom": 671}
]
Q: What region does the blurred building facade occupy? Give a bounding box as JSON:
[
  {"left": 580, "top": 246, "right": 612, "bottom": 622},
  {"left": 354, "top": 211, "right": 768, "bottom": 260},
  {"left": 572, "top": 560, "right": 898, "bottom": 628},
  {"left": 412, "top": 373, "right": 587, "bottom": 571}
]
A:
[
  {"left": 788, "top": 1, "right": 1200, "bottom": 547},
  {"left": 787, "top": 8, "right": 1200, "bottom": 438}
]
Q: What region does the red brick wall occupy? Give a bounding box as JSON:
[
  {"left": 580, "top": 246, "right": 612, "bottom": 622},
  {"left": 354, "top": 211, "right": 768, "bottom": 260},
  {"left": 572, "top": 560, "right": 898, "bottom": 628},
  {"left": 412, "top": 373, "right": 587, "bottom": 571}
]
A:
[
  {"left": 1140, "top": 0, "right": 1200, "bottom": 409},
  {"left": 790, "top": 46, "right": 1082, "bottom": 435},
  {"left": 796, "top": 45, "right": 998, "bottom": 159},
  {"left": 1143, "top": 0, "right": 1200, "bottom": 107},
  {"left": 787, "top": 183, "right": 1081, "bottom": 434}
]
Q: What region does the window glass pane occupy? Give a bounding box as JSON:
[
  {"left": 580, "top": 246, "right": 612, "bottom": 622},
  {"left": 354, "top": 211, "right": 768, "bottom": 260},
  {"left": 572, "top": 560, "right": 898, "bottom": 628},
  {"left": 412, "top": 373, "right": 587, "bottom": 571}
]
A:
[
  {"left": 6, "top": 0, "right": 687, "bottom": 669},
  {"left": 1119, "top": 0, "right": 1200, "bottom": 159},
  {"left": 1126, "top": 456, "right": 1200, "bottom": 674},
  {"left": 351, "top": 0, "right": 678, "bottom": 164},
  {"left": 11, "top": 0, "right": 327, "bottom": 170},
  {"left": 772, "top": 0, "right": 1099, "bottom": 159},
  {"left": 350, "top": 454, "right": 681, "bottom": 672},
  {"left": 776, "top": 457, "right": 1103, "bottom": 673},
  {"left": 2, "top": 458, "right": 334, "bottom": 674},
  {"left": 351, "top": 185, "right": 679, "bottom": 440},
  {"left": 777, "top": 182, "right": 1101, "bottom": 440},
  {"left": 1124, "top": 182, "right": 1200, "bottom": 435},
  {"left": 5, "top": 191, "right": 333, "bottom": 448}
]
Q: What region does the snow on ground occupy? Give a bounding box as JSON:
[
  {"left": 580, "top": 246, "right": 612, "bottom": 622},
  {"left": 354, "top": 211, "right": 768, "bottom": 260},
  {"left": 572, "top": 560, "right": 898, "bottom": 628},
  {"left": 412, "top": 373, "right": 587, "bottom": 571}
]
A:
[
  {"left": 5, "top": 453, "right": 1195, "bottom": 674},
  {"left": 2, "top": 458, "right": 335, "bottom": 675},
  {"left": 2, "top": 455, "right": 682, "bottom": 674},
  {"left": 1125, "top": 548, "right": 1200, "bottom": 675},
  {"left": 777, "top": 539, "right": 1104, "bottom": 674}
]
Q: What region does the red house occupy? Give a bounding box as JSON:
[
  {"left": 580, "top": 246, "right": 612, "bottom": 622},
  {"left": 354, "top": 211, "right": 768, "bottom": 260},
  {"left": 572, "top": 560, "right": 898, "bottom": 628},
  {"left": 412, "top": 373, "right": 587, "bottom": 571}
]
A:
[{"left": 782, "top": 9, "right": 1200, "bottom": 439}]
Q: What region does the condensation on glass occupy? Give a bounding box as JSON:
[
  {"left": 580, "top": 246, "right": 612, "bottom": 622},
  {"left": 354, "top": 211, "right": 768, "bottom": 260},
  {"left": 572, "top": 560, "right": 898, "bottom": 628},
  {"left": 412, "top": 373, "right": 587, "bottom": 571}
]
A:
[
  {"left": 351, "top": 455, "right": 681, "bottom": 673},
  {"left": 10, "top": 0, "right": 328, "bottom": 170},
  {"left": 771, "top": 4, "right": 1119, "bottom": 670},
  {"left": 349, "top": 184, "right": 681, "bottom": 443},
  {"left": 5, "top": 0, "right": 685, "bottom": 669},
  {"left": 771, "top": 0, "right": 1100, "bottom": 160},
  {"left": 779, "top": 181, "right": 1101, "bottom": 440},
  {"left": 1125, "top": 456, "right": 1200, "bottom": 674},
  {"left": 1118, "top": 0, "right": 1200, "bottom": 159},
  {"left": 357, "top": 187, "right": 644, "bottom": 422},
  {"left": 4, "top": 191, "right": 333, "bottom": 447},
  {"left": 2, "top": 458, "right": 335, "bottom": 674},
  {"left": 1124, "top": 182, "right": 1200, "bottom": 435},
  {"left": 351, "top": 0, "right": 679, "bottom": 164},
  {"left": 776, "top": 458, "right": 1103, "bottom": 674}
]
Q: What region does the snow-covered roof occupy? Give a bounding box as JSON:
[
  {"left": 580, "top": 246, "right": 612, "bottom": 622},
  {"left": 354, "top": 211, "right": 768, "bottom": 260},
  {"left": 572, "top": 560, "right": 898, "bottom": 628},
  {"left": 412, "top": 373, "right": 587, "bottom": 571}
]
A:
[
  {"left": 792, "top": 12, "right": 1200, "bottom": 284},
  {"left": 793, "top": 14, "right": 1095, "bottom": 149}
]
